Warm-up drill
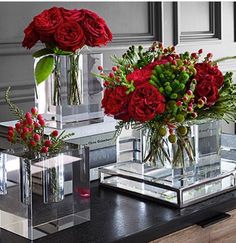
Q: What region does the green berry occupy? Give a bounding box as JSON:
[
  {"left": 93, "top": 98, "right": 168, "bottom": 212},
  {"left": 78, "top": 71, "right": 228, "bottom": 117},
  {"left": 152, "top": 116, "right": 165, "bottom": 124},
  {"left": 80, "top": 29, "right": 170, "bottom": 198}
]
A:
[
  {"left": 151, "top": 75, "right": 158, "bottom": 81},
  {"left": 177, "top": 126, "right": 188, "bottom": 136},
  {"left": 175, "top": 114, "right": 185, "bottom": 123},
  {"left": 159, "top": 87, "right": 164, "bottom": 93},
  {"left": 155, "top": 65, "right": 162, "bottom": 74},
  {"left": 181, "top": 72, "right": 190, "bottom": 83},
  {"left": 159, "top": 127, "right": 167, "bottom": 137},
  {"left": 170, "top": 93, "right": 178, "bottom": 99},
  {"left": 168, "top": 100, "right": 176, "bottom": 109},
  {"left": 165, "top": 86, "right": 172, "bottom": 94},
  {"left": 164, "top": 82, "right": 170, "bottom": 86},
  {"left": 179, "top": 83, "right": 185, "bottom": 90},
  {"left": 168, "top": 134, "right": 177, "bottom": 143}
]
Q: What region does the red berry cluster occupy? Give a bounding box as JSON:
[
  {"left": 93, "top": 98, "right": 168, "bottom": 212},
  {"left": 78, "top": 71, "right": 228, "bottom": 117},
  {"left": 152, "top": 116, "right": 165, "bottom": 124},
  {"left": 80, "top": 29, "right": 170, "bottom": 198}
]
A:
[{"left": 8, "top": 107, "right": 60, "bottom": 155}]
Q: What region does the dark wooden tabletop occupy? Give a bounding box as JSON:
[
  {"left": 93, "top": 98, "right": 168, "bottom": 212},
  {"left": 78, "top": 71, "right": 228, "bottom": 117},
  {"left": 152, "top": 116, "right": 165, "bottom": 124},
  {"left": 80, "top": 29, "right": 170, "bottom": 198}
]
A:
[{"left": 1, "top": 180, "right": 236, "bottom": 243}]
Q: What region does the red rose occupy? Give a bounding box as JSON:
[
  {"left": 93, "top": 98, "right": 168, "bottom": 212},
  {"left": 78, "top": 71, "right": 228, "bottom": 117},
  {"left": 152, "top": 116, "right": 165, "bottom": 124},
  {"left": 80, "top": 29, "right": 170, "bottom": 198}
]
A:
[
  {"left": 195, "top": 63, "right": 224, "bottom": 88},
  {"left": 129, "top": 83, "right": 165, "bottom": 122},
  {"left": 60, "top": 7, "right": 83, "bottom": 22},
  {"left": 126, "top": 68, "right": 152, "bottom": 86},
  {"left": 194, "top": 63, "right": 224, "bottom": 106},
  {"left": 195, "top": 75, "right": 219, "bottom": 106},
  {"left": 78, "top": 9, "right": 112, "bottom": 47},
  {"left": 33, "top": 7, "right": 64, "bottom": 43},
  {"left": 54, "top": 21, "right": 85, "bottom": 52},
  {"left": 101, "top": 86, "right": 131, "bottom": 121},
  {"left": 22, "top": 22, "right": 39, "bottom": 49}
]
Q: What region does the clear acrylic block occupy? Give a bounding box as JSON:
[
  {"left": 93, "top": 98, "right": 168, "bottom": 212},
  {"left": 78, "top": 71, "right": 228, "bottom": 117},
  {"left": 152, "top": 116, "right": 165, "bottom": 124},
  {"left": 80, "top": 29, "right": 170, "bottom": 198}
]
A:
[{"left": 0, "top": 144, "right": 90, "bottom": 240}]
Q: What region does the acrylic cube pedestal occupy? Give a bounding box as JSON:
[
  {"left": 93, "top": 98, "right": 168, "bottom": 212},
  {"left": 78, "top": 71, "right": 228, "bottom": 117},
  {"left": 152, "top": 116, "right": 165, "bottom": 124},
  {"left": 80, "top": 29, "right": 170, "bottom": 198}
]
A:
[
  {"left": 0, "top": 144, "right": 90, "bottom": 240},
  {"left": 99, "top": 159, "right": 236, "bottom": 208}
]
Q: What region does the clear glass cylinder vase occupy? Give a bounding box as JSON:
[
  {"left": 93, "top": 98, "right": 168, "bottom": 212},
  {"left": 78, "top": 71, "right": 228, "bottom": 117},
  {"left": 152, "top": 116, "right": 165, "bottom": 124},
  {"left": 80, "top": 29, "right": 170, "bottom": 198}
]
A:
[{"left": 35, "top": 54, "right": 104, "bottom": 129}]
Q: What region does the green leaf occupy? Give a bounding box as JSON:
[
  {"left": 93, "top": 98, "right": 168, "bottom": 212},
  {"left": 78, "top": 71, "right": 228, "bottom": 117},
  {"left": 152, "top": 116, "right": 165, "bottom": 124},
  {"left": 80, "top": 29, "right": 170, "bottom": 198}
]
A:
[
  {"left": 53, "top": 47, "right": 73, "bottom": 56},
  {"left": 34, "top": 55, "right": 55, "bottom": 85},
  {"left": 33, "top": 48, "right": 54, "bottom": 58}
]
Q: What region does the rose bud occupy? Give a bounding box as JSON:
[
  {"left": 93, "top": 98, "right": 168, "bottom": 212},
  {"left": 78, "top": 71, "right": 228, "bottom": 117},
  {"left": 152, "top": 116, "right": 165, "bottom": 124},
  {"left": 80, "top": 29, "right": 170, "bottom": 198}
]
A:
[
  {"left": 39, "top": 119, "right": 45, "bottom": 127},
  {"left": 198, "top": 49, "right": 203, "bottom": 54},
  {"left": 8, "top": 130, "right": 14, "bottom": 137},
  {"left": 44, "top": 140, "right": 52, "bottom": 147},
  {"left": 30, "top": 140, "right": 36, "bottom": 147},
  {"left": 183, "top": 95, "right": 188, "bottom": 101},
  {"left": 191, "top": 53, "right": 197, "bottom": 59},
  {"left": 198, "top": 99, "right": 204, "bottom": 106},
  {"left": 187, "top": 90, "right": 193, "bottom": 96},
  {"left": 34, "top": 121, "right": 39, "bottom": 129},
  {"left": 109, "top": 73, "right": 114, "bottom": 78},
  {"left": 187, "top": 106, "right": 193, "bottom": 112},
  {"left": 163, "top": 48, "right": 168, "bottom": 53},
  {"left": 191, "top": 112, "right": 198, "bottom": 118},
  {"left": 171, "top": 46, "right": 175, "bottom": 52},
  {"left": 98, "top": 66, "right": 103, "bottom": 71},
  {"left": 41, "top": 146, "right": 48, "bottom": 154},
  {"left": 27, "top": 118, "right": 33, "bottom": 126},
  {"left": 179, "top": 66, "right": 186, "bottom": 72},
  {"left": 158, "top": 42, "right": 163, "bottom": 49},
  {"left": 23, "top": 127, "right": 29, "bottom": 134},
  {"left": 23, "top": 119, "right": 28, "bottom": 126},
  {"left": 167, "top": 56, "right": 173, "bottom": 62},
  {"left": 33, "top": 133, "right": 41, "bottom": 141},
  {"left": 112, "top": 66, "right": 118, "bottom": 72},
  {"left": 31, "top": 107, "right": 37, "bottom": 115},
  {"left": 8, "top": 126, "right": 14, "bottom": 131},
  {"left": 103, "top": 81, "right": 109, "bottom": 87},
  {"left": 176, "top": 101, "right": 183, "bottom": 107},
  {"left": 25, "top": 112, "right": 31, "bottom": 120},
  {"left": 202, "top": 96, "right": 207, "bottom": 103},
  {"left": 51, "top": 130, "right": 59, "bottom": 137},
  {"left": 21, "top": 133, "right": 26, "bottom": 140},
  {"left": 172, "top": 60, "right": 177, "bottom": 65},
  {"left": 37, "top": 114, "right": 43, "bottom": 120},
  {"left": 207, "top": 53, "right": 213, "bottom": 59},
  {"left": 15, "top": 123, "right": 21, "bottom": 130}
]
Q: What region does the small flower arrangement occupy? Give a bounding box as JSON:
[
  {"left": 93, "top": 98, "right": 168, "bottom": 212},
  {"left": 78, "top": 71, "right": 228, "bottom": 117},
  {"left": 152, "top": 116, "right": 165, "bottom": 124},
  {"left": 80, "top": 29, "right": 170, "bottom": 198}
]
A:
[
  {"left": 5, "top": 87, "right": 74, "bottom": 157},
  {"left": 98, "top": 42, "right": 236, "bottom": 165},
  {"left": 22, "top": 6, "right": 112, "bottom": 106}
]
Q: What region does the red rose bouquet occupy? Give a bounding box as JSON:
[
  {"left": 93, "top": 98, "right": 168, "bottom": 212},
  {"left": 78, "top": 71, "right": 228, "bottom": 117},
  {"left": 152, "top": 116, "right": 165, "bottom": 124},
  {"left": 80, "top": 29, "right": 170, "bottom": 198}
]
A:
[
  {"left": 98, "top": 42, "right": 236, "bottom": 167},
  {"left": 22, "top": 7, "right": 112, "bottom": 105},
  {"left": 5, "top": 87, "right": 74, "bottom": 158}
]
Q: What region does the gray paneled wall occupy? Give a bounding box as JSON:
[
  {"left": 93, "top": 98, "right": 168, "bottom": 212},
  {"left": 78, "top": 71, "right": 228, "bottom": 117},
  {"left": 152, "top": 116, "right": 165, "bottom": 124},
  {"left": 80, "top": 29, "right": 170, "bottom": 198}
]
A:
[{"left": 0, "top": 1, "right": 236, "bottom": 133}]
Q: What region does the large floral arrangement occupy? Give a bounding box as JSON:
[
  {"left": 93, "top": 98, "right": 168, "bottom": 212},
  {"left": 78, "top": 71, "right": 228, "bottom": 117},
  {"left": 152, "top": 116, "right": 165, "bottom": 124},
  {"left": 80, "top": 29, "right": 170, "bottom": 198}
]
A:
[
  {"left": 5, "top": 88, "right": 73, "bottom": 157},
  {"left": 22, "top": 6, "right": 112, "bottom": 105},
  {"left": 98, "top": 42, "right": 236, "bottom": 165}
]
